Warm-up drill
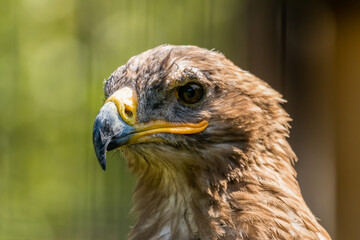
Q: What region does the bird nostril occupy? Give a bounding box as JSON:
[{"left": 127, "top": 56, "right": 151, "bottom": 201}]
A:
[{"left": 124, "top": 107, "right": 133, "bottom": 119}]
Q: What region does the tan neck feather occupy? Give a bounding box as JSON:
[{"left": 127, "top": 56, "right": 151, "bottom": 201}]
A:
[{"left": 125, "top": 140, "right": 330, "bottom": 240}]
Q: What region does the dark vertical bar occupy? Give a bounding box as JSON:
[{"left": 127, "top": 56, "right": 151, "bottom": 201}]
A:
[
  {"left": 280, "top": 0, "right": 287, "bottom": 95},
  {"left": 245, "top": 0, "right": 282, "bottom": 90},
  {"left": 334, "top": 2, "right": 360, "bottom": 238}
]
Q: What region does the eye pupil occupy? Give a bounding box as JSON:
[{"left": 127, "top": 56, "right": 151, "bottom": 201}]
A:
[
  {"left": 185, "top": 87, "right": 196, "bottom": 98},
  {"left": 178, "top": 82, "right": 204, "bottom": 104}
]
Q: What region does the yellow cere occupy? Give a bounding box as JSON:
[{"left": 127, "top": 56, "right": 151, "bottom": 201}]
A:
[{"left": 105, "top": 87, "right": 137, "bottom": 126}]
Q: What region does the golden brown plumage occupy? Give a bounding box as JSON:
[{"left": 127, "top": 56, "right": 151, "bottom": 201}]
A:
[{"left": 93, "top": 45, "right": 331, "bottom": 239}]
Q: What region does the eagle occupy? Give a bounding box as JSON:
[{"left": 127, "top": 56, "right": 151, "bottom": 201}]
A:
[{"left": 92, "top": 45, "right": 331, "bottom": 240}]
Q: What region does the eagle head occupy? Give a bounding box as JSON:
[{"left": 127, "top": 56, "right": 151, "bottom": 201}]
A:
[{"left": 92, "top": 45, "right": 330, "bottom": 240}]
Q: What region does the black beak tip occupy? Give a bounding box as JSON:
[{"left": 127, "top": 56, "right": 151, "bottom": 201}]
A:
[
  {"left": 93, "top": 119, "right": 109, "bottom": 171},
  {"left": 93, "top": 139, "right": 108, "bottom": 171},
  {"left": 100, "top": 159, "right": 107, "bottom": 171}
]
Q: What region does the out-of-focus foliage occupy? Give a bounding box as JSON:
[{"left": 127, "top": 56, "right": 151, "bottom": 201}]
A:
[{"left": 0, "top": 0, "right": 245, "bottom": 239}]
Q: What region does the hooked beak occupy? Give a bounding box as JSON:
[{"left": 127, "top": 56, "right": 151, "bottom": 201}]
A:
[
  {"left": 93, "top": 101, "right": 134, "bottom": 170},
  {"left": 93, "top": 87, "right": 208, "bottom": 171}
]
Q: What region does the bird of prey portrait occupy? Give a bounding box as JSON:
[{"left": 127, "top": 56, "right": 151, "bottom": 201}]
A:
[{"left": 93, "top": 45, "right": 331, "bottom": 240}]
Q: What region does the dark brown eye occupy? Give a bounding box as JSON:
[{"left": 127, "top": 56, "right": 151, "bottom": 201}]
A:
[{"left": 177, "top": 82, "right": 204, "bottom": 104}]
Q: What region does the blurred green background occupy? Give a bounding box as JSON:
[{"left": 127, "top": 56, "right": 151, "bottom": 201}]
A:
[
  {"left": 1, "top": 0, "right": 360, "bottom": 239},
  {"left": 0, "top": 1, "right": 246, "bottom": 239}
]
